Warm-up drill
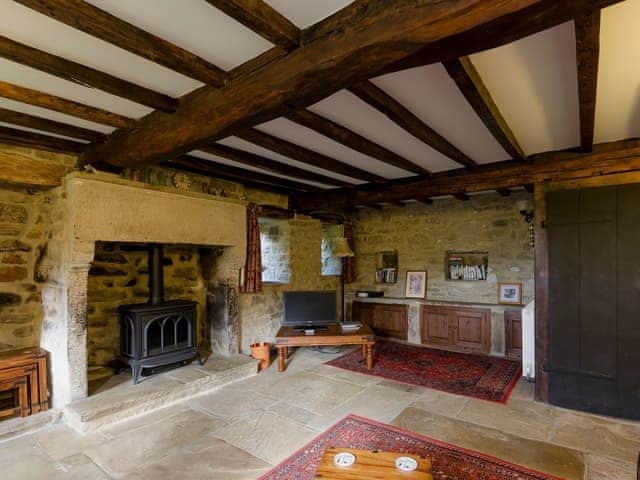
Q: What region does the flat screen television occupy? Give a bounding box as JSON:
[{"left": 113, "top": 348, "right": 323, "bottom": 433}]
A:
[{"left": 283, "top": 291, "right": 337, "bottom": 327}]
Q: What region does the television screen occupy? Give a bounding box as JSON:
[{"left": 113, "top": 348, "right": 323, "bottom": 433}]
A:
[{"left": 283, "top": 291, "right": 337, "bottom": 327}]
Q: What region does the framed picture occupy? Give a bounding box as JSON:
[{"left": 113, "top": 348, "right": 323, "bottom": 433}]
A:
[
  {"left": 498, "top": 282, "right": 522, "bottom": 305},
  {"left": 405, "top": 271, "right": 427, "bottom": 298}
]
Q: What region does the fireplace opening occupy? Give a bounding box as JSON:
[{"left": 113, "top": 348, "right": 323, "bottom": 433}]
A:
[{"left": 87, "top": 242, "right": 210, "bottom": 393}]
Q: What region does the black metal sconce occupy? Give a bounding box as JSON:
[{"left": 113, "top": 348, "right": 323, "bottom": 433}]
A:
[{"left": 520, "top": 210, "right": 535, "bottom": 248}]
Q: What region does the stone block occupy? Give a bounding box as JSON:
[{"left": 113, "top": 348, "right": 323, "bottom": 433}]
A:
[
  {"left": 0, "top": 266, "right": 28, "bottom": 282},
  {"left": 0, "top": 292, "right": 21, "bottom": 306},
  {"left": 1, "top": 253, "right": 26, "bottom": 264},
  {"left": 0, "top": 240, "right": 31, "bottom": 252},
  {"left": 0, "top": 203, "right": 27, "bottom": 223}
]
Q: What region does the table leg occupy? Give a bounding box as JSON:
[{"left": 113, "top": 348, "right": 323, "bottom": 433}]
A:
[
  {"left": 361, "top": 344, "right": 366, "bottom": 358},
  {"left": 365, "top": 343, "right": 374, "bottom": 370},
  {"left": 277, "top": 347, "right": 286, "bottom": 372}
]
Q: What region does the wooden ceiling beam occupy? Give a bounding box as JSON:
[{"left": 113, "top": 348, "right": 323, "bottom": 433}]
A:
[
  {"left": 286, "top": 109, "right": 430, "bottom": 175},
  {"left": 0, "top": 125, "right": 87, "bottom": 153},
  {"left": 0, "top": 107, "right": 106, "bottom": 142},
  {"left": 205, "top": 0, "right": 300, "bottom": 50},
  {"left": 0, "top": 35, "right": 177, "bottom": 112},
  {"left": 168, "top": 155, "right": 319, "bottom": 193},
  {"left": 199, "top": 143, "right": 354, "bottom": 187},
  {"left": 15, "top": 0, "right": 227, "bottom": 87},
  {"left": 348, "top": 81, "right": 477, "bottom": 169},
  {"left": 81, "top": 0, "right": 550, "bottom": 168},
  {"left": 0, "top": 81, "right": 136, "bottom": 129},
  {"left": 575, "top": 10, "right": 601, "bottom": 152},
  {"left": 443, "top": 57, "right": 525, "bottom": 160},
  {"left": 0, "top": 151, "right": 73, "bottom": 188},
  {"left": 291, "top": 139, "right": 640, "bottom": 210},
  {"left": 237, "top": 128, "right": 386, "bottom": 183},
  {"left": 381, "top": 0, "right": 621, "bottom": 76}
]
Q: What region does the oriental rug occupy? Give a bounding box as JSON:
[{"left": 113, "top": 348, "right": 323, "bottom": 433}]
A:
[
  {"left": 326, "top": 340, "right": 521, "bottom": 403},
  {"left": 259, "top": 415, "right": 564, "bottom": 480}
]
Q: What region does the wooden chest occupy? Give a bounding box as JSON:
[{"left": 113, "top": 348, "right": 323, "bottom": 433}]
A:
[{"left": 0, "top": 347, "right": 48, "bottom": 418}]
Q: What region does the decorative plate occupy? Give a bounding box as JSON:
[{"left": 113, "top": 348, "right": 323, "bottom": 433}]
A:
[{"left": 172, "top": 171, "right": 191, "bottom": 190}]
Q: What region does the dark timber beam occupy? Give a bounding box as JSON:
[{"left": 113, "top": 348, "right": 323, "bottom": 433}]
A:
[
  {"left": 0, "top": 107, "right": 106, "bottom": 142},
  {"left": 15, "top": 0, "right": 227, "bottom": 87},
  {"left": 382, "top": 0, "right": 621, "bottom": 76},
  {"left": 575, "top": 10, "right": 601, "bottom": 152},
  {"left": 0, "top": 36, "right": 177, "bottom": 112},
  {"left": 81, "top": 0, "right": 550, "bottom": 168},
  {"left": 0, "top": 81, "right": 136, "bottom": 129},
  {"left": 0, "top": 151, "right": 73, "bottom": 188},
  {"left": 237, "top": 128, "right": 385, "bottom": 183},
  {"left": 443, "top": 57, "right": 525, "bottom": 160},
  {"left": 497, "top": 188, "right": 512, "bottom": 197},
  {"left": 199, "top": 143, "right": 354, "bottom": 187},
  {"left": 286, "top": 109, "right": 430, "bottom": 175},
  {"left": 205, "top": 0, "right": 300, "bottom": 49},
  {"left": 291, "top": 139, "right": 640, "bottom": 210},
  {"left": 348, "top": 81, "right": 477, "bottom": 168},
  {"left": 0, "top": 125, "right": 87, "bottom": 153},
  {"left": 169, "top": 155, "right": 320, "bottom": 193}
]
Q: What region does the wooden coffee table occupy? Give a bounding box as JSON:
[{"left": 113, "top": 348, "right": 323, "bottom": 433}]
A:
[
  {"left": 274, "top": 324, "right": 375, "bottom": 372},
  {"left": 314, "top": 447, "right": 432, "bottom": 479}
]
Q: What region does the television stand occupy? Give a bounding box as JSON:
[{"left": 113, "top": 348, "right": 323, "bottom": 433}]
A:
[{"left": 274, "top": 324, "right": 375, "bottom": 372}]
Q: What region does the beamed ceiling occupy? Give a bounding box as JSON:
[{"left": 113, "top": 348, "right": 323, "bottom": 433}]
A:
[{"left": 0, "top": 0, "right": 639, "bottom": 205}]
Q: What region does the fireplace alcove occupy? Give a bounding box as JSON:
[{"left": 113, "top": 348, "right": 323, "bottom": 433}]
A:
[{"left": 39, "top": 173, "right": 247, "bottom": 408}]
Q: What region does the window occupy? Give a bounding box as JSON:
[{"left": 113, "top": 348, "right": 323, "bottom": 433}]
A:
[
  {"left": 259, "top": 218, "right": 291, "bottom": 283},
  {"left": 321, "top": 223, "right": 343, "bottom": 276}
]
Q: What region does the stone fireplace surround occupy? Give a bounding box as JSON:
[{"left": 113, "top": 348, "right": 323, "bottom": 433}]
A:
[{"left": 40, "top": 173, "right": 246, "bottom": 408}]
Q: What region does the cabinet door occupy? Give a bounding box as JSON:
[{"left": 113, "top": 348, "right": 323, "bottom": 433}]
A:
[
  {"left": 504, "top": 310, "right": 522, "bottom": 360},
  {"left": 352, "top": 302, "right": 376, "bottom": 329},
  {"left": 421, "top": 306, "right": 453, "bottom": 346},
  {"left": 376, "top": 305, "right": 408, "bottom": 339},
  {"left": 452, "top": 308, "right": 490, "bottom": 354}
]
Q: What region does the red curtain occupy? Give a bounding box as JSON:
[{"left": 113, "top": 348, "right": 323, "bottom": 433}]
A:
[
  {"left": 241, "top": 204, "right": 262, "bottom": 293},
  {"left": 343, "top": 222, "right": 356, "bottom": 284}
]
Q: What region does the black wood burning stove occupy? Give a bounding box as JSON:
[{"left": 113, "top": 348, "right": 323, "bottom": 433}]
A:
[{"left": 118, "top": 244, "right": 199, "bottom": 384}]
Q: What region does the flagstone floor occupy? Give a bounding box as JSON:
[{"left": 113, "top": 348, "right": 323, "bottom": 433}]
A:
[{"left": 0, "top": 346, "right": 638, "bottom": 479}]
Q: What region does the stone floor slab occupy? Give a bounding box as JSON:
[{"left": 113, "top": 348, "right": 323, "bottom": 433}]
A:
[
  {"left": 189, "top": 385, "right": 277, "bottom": 420},
  {"left": 84, "top": 409, "right": 226, "bottom": 477},
  {"left": 392, "top": 406, "right": 585, "bottom": 480},
  {"left": 585, "top": 453, "right": 637, "bottom": 480},
  {"left": 214, "top": 411, "right": 318, "bottom": 465},
  {"left": 411, "top": 389, "right": 470, "bottom": 418},
  {"left": 267, "top": 372, "right": 365, "bottom": 415}
]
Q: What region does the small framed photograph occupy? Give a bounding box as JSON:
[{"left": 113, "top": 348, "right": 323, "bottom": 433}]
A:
[
  {"left": 498, "top": 282, "right": 522, "bottom": 305},
  {"left": 405, "top": 271, "right": 427, "bottom": 298}
]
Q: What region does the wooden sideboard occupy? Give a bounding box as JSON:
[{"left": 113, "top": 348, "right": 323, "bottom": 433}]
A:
[
  {"left": 504, "top": 309, "right": 523, "bottom": 360},
  {"left": 421, "top": 305, "right": 491, "bottom": 355},
  {"left": 352, "top": 301, "right": 408, "bottom": 340}
]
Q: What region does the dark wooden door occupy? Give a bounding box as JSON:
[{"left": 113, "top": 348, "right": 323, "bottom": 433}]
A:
[
  {"left": 375, "top": 305, "right": 408, "bottom": 340},
  {"left": 451, "top": 308, "right": 490, "bottom": 354},
  {"left": 421, "top": 307, "right": 453, "bottom": 347},
  {"left": 504, "top": 310, "right": 522, "bottom": 360},
  {"left": 546, "top": 184, "right": 640, "bottom": 419}
]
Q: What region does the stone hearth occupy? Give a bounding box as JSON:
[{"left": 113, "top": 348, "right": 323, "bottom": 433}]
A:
[{"left": 38, "top": 173, "right": 247, "bottom": 408}]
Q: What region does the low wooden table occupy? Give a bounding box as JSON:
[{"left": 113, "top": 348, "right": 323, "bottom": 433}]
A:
[
  {"left": 274, "top": 324, "right": 375, "bottom": 372},
  {"left": 314, "top": 447, "right": 432, "bottom": 479},
  {"left": 0, "top": 347, "right": 48, "bottom": 418}
]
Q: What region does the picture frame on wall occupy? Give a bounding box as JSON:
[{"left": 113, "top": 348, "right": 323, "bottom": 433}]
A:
[
  {"left": 405, "top": 271, "right": 427, "bottom": 298},
  {"left": 498, "top": 282, "right": 523, "bottom": 305}
]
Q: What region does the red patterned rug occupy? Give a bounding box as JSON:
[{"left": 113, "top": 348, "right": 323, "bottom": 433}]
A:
[
  {"left": 326, "top": 341, "right": 521, "bottom": 403},
  {"left": 259, "top": 415, "right": 564, "bottom": 480}
]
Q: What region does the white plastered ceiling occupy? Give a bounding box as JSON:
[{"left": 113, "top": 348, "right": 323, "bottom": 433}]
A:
[{"left": 0, "top": 0, "right": 638, "bottom": 189}]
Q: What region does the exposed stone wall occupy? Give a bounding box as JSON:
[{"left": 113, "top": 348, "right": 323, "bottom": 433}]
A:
[
  {"left": 0, "top": 145, "right": 75, "bottom": 353},
  {"left": 239, "top": 216, "right": 340, "bottom": 353},
  {"left": 0, "top": 186, "right": 55, "bottom": 352},
  {"left": 86, "top": 242, "right": 207, "bottom": 367},
  {"left": 346, "top": 191, "right": 534, "bottom": 303}
]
